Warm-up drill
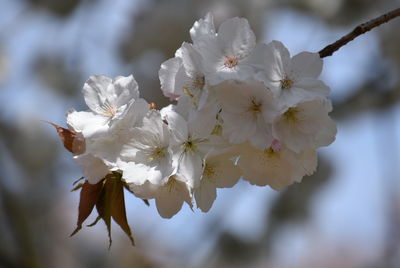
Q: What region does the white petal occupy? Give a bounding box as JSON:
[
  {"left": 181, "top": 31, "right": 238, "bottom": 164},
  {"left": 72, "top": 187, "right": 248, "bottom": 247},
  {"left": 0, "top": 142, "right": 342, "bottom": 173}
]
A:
[
  {"left": 217, "top": 17, "right": 256, "bottom": 57},
  {"left": 180, "top": 42, "right": 205, "bottom": 75},
  {"left": 296, "top": 149, "right": 318, "bottom": 177},
  {"left": 159, "top": 57, "right": 185, "bottom": 100},
  {"left": 82, "top": 75, "right": 112, "bottom": 114},
  {"left": 165, "top": 110, "right": 188, "bottom": 143},
  {"left": 194, "top": 180, "right": 216, "bottom": 212},
  {"left": 291, "top": 52, "right": 323, "bottom": 78},
  {"left": 187, "top": 102, "right": 219, "bottom": 138},
  {"left": 90, "top": 137, "right": 124, "bottom": 167},
  {"left": 190, "top": 12, "right": 215, "bottom": 44},
  {"left": 178, "top": 151, "right": 203, "bottom": 187},
  {"left": 128, "top": 181, "right": 158, "bottom": 199},
  {"left": 155, "top": 178, "right": 192, "bottom": 218},
  {"left": 155, "top": 193, "right": 184, "bottom": 218},
  {"left": 292, "top": 78, "right": 330, "bottom": 99},
  {"left": 112, "top": 98, "right": 149, "bottom": 131},
  {"left": 238, "top": 143, "right": 298, "bottom": 190},
  {"left": 74, "top": 154, "right": 108, "bottom": 184},
  {"left": 67, "top": 110, "right": 109, "bottom": 139},
  {"left": 259, "top": 41, "right": 291, "bottom": 85},
  {"left": 122, "top": 163, "right": 163, "bottom": 185},
  {"left": 113, "top": 75, "right": 140, "bottom": 106},
  {"left": 250, "top": 118, "right": 273, "bottom": 150},
  {"left": 204, "top": 152, "right": 242, "bottom": 188}
]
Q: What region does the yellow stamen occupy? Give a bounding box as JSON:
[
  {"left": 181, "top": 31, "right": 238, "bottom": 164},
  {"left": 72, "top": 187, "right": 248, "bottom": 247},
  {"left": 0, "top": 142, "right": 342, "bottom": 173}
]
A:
[
  {"left": 192, "top": 76, "right": 205, "bottom": 89},
  {"left": 211, "top": 124, "right": 223, "bottom": 136},
  {"left": 184, "top": 140, "right": 197, "bottom": 152},
  {"left": 101, "top": 101, "right": 117, "bottom": 118},
  {"left": 147, "top": 147, "right": 166, "bottom": 162},
  {"left": 264, "top": 147, "right": 279, "bottom": 158},
  {"left": 204, "top": 164, "right": 217, "bottom": 183},
  {"left": 182, "top": 87, "right": 194, "bottom": 98},
  {"left": 280, "top": 77, "right": 293, "bottom": 89},
  {"left": 248, "top": 99, "right": 262, "bottom": 115},
  {"left": 283, "top": 107, "right": 299, "bottom": 123}
]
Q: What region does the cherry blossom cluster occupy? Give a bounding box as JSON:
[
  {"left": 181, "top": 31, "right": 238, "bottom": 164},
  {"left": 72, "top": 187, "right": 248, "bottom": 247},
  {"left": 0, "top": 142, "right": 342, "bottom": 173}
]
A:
[{"left": 66, "top": 13, "right": 336, "bottom": 218}]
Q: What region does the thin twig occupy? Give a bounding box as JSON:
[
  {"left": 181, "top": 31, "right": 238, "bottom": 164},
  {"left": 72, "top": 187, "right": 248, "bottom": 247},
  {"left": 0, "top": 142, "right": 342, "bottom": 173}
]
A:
[{"left": 319, "top": 7, "right": 400, "bottom": 58}]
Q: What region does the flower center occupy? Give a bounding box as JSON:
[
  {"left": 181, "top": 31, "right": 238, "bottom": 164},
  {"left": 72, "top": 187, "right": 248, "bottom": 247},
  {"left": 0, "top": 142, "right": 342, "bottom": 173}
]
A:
[
  {"left": 147, "top": 147, "right": 166, "bottom": 162},
  {"left": 264, "top": 144, "right": 281, "bottom": 158},
  {"left": 224, "top": 56, "right": 238, "bottom": 68},
  {"left": 280, "top": 77, "right": 293, "bottom": 89},
  {"left": 192, "top": 76, "right": 205, "bottom": 89},
  {"left": 248, "top": 99, "right": 262, "bottom": 115},
  {"left": 184, "top": 140, "right": 197, "bottom": 152},
  {"left": 101, "top": 100, "right": 117, "bottom": 118},
  {"left": 284, "top": 107, "right": 299, "bottom": 123},
  {"left": 271, "top": 139, "right": 281, "bottom": 152}
]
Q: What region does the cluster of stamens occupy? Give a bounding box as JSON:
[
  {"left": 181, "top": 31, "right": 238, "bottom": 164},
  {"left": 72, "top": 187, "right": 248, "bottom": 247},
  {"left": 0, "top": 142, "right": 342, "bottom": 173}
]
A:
[
  {"left": 101, "top": 101, "right": 117, "bottom": 118},
  {"left": 224, "top": 56, "right": 239, "bottom": 68},
  {"left": 280, "top": 76, "right": 293, "bottom": 89}
]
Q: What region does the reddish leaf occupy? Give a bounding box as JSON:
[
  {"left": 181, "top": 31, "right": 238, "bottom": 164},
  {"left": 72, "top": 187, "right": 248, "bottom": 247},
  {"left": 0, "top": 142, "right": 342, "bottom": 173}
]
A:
[
  {"left": 95, "top": 174, "right": 114, "bottom": 248},
  {"left": 111, "top": 176, "right": 135, "bottom": 245},
  {"left": 71, "top": 173, "right": 136, "bottom": 248},
  {"left": 43, "top": 121, "right": 85, "bottom": 154},
  {"left": 71, "top": 182, "right": 84, "bottom": 192},
  {"left": 70, "top": 180, "right": 104, "bottom": 237}
]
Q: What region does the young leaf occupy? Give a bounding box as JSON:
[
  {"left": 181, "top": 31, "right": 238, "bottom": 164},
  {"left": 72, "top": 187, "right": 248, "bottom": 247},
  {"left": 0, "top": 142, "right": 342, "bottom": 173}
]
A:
[
  {"left": 110, "top": 174, "right": 135, "bottom": 245},
  {"left": 70, "top": 173, "right": 136, "bottom": 248},
  {"left": 70, "top": 180, "right": 104, "bottom": 236},
  {"left": 95, "top": 175, "right": 114, "bottom": 248},
  {"left": 43, "top": 121, "right": 85, "bottom": 154}
]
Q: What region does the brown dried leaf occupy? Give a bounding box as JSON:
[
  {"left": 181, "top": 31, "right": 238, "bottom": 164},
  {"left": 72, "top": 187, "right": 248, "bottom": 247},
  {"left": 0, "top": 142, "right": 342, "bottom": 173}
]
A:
[
  {"left": 111, "top": 176, "right": 135, "bottom": 245},
  {"left": 95, "top": 174, "right": 114, "bottom": 248},
  {"left": 71, "top": 182, "right": 84, "bottom": 192},
  {"left": 43, "top": 120, "right": 85, "bottom": 154},
  {"left": 70, "top": 180, "right": 104, "bottom": 237},
  {"left": 71, "top": 173, "right": 135, "bottom": 248}
]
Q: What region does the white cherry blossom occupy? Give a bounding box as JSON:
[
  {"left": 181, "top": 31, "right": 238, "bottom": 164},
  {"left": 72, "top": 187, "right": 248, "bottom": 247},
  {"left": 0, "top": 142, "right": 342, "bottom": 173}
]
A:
[
  {"left": 68, "top": 98, "right": 149, "bottom": 171},
  {"left": 195, "top": 17, "right": 262, "bottom": 85},
  {"left": 159, "top": 42, "right": 207, "bottom": 108},
  {"left": 238, "top": 141, "right": 318, "bottom": 190},
  {"left": 60, "top": 14, "right": 338, "bottom": 217},
  {"left": 214, "top": 79, "right": 278, "bottom": 150},
  {"left": 164, "top": 109, "right": 224, "bottom": 188},
  {"left": 272, "top": 98, "right": 337, "bottom": 153},
  {"left": 255, "top": 41, "right": 329, "bottom": 108},
  {"left": 70, "top": 75, "right": 140, "bottom": 138},
  {"left": 194, "top": 152, "right": 241, "bottom": 212},
  {"left": 120, "top": 110, "right": 175, "bottom": 186}
]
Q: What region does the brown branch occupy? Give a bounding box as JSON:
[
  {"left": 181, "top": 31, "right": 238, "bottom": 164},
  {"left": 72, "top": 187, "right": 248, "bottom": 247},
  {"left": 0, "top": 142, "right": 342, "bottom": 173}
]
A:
[{"left": 319, "top": 7, "right": 400, "bottom": 58}]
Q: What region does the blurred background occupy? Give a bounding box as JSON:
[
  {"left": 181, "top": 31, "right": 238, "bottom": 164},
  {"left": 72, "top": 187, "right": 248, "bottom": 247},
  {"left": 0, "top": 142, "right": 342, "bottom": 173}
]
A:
[{"left": 0, "top": 0, "right": 400, "bottom": 267}]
